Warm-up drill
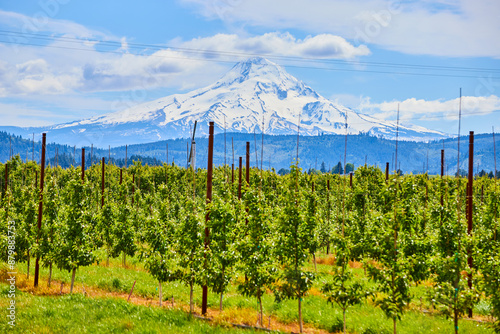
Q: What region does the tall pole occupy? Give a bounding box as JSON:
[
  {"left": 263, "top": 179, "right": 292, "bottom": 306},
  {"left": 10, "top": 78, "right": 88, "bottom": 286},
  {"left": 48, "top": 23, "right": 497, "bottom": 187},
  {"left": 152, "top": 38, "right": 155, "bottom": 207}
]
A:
[
  {"left": 385, "top": 162, "right": 389, "bottom": 181},
  {"left": 296, "top": 111, "right": 301, "bottom": 165},
  {"left": 3, "top": 163, "right": 7, "bottom": 198},
  {"left": 395, "top": 104, "right": 400, "bottom": 174},
  {"left": 202, "top": 122, "right": 214, "bottom": 315},
  {"left": 81, "top": 148, "right": 85, "bottom": 182},
  {"left": 441, "top": 149, "right": 445, "bottom": 206},
  {"left": 101, "top": 157, "right": 105, "bottom": 208},
  {"left": 232, "top": 138, "right": 235, "bottom": 184},
  {"left": 426, "top": 145, "right": 429, "bottom": 174},
  {"left": 224, "top": 115, "right": 227, "bottom": 168},
  {"left": 238, "top": 157, "right": 242, "bottom": 199},
  {"left": 492, "top": 127, "right": 497, "bottom": 240},
  {"left": 453, "top": 88, "right": 463, "bottom": 333},
  {"left": 441, "top": 149, "right": 445, "bottom": 177},
  {"left": 166, "top": 143, "right": 169, "bottom": 185},
  {"left": 192, "top": 142, "right": 196, "bottom": 171},
  {"left": 261, "top": 116, "right": 264, "bottom": 171},
  {"left": 246, "top": 142, "right": 250, "bottom": 186},
  {"left": 231, "top": 163, "right": 234, "bottom": 184},
  {"left": 467, "top": 131, "right": 474, "bottom": 318},
  {"left": 32, "top": 133, "right": 35, "bottom": 162},
  {"left": 34, "top": 133, "right": 46, "bottom": 287}
]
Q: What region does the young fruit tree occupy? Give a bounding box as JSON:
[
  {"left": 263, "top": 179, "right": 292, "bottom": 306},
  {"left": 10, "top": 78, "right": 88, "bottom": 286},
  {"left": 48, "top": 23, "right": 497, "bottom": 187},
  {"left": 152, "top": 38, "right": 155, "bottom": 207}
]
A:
[
  {"left": 55, "top": 170, "right": 96, "bottom": 293},
  {"left": 236, "top": 185, "right": 276, "bottom": 326},
  {"left": 274, "top": 165, "right": 316, "bottom": 334}
]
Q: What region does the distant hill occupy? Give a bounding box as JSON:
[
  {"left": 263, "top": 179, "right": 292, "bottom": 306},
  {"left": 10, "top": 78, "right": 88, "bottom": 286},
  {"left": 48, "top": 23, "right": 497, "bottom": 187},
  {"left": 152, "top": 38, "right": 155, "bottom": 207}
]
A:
[{"left": 1, "top": 131, "right": 498, "bottom": 175}]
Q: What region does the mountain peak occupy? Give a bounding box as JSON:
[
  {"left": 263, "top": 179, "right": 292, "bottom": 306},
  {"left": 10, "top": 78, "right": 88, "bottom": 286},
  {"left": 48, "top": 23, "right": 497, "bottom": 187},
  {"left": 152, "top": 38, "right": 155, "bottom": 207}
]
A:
[
  {"left": 214, "top": 57, "right": 298, "bottom": 90},
  {"left": 240, "top": 56, "right": 273, "bottom": 66},
  {"left": 4, "top": 57, "right": 446, "bottom": 147}
]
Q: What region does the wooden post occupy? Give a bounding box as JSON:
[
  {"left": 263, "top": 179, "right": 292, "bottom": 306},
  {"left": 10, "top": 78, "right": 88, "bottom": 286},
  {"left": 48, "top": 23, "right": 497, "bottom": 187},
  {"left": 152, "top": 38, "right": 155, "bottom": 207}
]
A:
[
  {"left": 385, "top": 162, "right": 389, "bottom": 181},
  {"left": 3, "top": 162, "right": 7, "bottom": 198},
  {"left": 165, "top": 143, "right": 169, "bottom": 185},
  {"left": 467, "top": 131, "right": 474, "bottom": 318},
  {"left": 441, "top": 149, "right": 445, "bottom": 207},
  {"left": 349, "top": 172, "right": 353, "bottom": 188},
  {"left": 231, "top": 163, "right": 234, "bottom": 184},
  {"left": 441, "top": 149, "right": 445, "bottom": 178},
  {"left": 326, "top": 178, "right": 330, "bottom": 254},
  {"left": 232, "top": 137, "right": 235, "bottom": 183},
  {"left": 238, "top": 157, "right": 242, "bottom": 199},
  {"left": 246, "top": 142, "right": 250, "bottom": 186},
  {"left": 202, "top": 121, "right": 214, "bottom": 315},
  {"left": 101, "top": 157, "right": 105, "bottom": 208},
  {"left": 34, "top": 133, "right": 46, "bottom": 287},
  {"left": 81, "top": 148, "right": 85, "bottom": 182}
]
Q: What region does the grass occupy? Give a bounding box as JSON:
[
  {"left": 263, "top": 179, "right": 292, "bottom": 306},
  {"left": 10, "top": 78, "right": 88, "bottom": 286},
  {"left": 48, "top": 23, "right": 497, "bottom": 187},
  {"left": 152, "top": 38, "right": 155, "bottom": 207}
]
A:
[
  {"left": 1, "top": 252, "right": 495, "bottom": 334},
  {"left": 0, "top": 285, "right": 258, "bottom": 334}
]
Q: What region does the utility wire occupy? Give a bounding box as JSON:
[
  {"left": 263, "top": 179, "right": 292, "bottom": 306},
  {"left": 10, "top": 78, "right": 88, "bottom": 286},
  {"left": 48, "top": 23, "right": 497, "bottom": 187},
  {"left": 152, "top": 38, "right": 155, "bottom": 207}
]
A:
[
  {"left": 1, "top": 29, "right": 499, "bottom": 79},
  {"left": 2, "top": 37, "right": 499, "bottom": 80}
]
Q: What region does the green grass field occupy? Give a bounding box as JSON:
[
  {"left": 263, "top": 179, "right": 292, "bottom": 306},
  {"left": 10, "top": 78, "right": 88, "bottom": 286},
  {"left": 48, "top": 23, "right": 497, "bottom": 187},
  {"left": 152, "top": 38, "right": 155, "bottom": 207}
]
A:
[{"left": 0, "top": 253, "right": 495, "bottom": 334}]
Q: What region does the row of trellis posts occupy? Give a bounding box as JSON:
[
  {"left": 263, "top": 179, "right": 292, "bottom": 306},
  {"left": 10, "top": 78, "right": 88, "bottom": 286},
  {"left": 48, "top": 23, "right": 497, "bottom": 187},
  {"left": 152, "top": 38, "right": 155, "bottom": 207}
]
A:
[{"left": 1, "top": 125, "right": 490, "bottom": 319}]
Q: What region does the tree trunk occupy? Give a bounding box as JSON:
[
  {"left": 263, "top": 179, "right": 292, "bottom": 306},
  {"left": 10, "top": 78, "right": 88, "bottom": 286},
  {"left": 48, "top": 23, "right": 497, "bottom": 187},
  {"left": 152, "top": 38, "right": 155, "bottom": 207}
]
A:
[
  {"left": 123, "top": 252, "right": 126, "bottom": 267},
  {"left": 298, "top": 297, "right": 303, "bottom": 333},
  {"left": 189, "top": 282, "right": 194, "bottom": 314},
  {"left": 27, "top": 250, "right": 30, "bottom": 279},
  {"left": 159, "top": 281, "right": 162, "bottom": 307},
  {"left": 48, "top": 263, "right": 52, "bottom": 287},
  {"left": 258, "top": 294, "right": 263, "bottom": 327},
  {"left": 393, "top": 317, "right": 397, "bottom": 334},
  {"left": 106, "top": 253, "right": 109, "bottom": 267},
  {"left": 343, "top": 309, "right": 346, "bottom": 334},
  {"left": 70, "top": 267, "right": 76, "bottom": 294},
  {"left": 219, "top": 266, "right": 225, "bottom": 311},
  {"left": 313, "top": 253, "right": 317, "bottom": 272},
  {"left": 219, "top": 291, "right": 223, "bottom": 312},
  {"left": 454, "top": 306, "right": 458, "bottom": 334}
]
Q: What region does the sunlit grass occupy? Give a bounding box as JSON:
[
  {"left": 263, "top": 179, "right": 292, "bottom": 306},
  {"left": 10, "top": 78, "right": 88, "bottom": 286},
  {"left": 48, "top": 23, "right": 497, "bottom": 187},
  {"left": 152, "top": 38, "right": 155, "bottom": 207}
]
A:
[{"left": 1, "top": 251, "right": 494, "bottom": 334}]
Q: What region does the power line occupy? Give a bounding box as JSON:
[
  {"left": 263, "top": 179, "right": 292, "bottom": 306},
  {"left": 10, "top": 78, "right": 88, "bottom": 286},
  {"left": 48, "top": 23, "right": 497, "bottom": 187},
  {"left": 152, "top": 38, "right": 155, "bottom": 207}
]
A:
[
  {"left": 2, "top": 37, "right": 500, "bottom": 81},
  {"left": 1, "top": 29, "right": 499, "bottom": 79}
]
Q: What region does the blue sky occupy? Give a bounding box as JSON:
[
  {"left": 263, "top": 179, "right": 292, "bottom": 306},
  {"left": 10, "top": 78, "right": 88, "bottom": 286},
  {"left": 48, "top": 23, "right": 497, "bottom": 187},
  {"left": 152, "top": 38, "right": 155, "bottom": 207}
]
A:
[{"left": 0, "top": 0, "right": 499, "bottom": 135}]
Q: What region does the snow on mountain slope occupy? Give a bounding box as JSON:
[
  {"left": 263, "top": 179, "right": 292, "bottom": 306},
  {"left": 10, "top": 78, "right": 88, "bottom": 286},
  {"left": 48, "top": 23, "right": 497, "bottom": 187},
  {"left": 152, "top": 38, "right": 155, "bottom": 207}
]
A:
[{"left": 3, "top": 57, "right": 446, "bottom": 147}]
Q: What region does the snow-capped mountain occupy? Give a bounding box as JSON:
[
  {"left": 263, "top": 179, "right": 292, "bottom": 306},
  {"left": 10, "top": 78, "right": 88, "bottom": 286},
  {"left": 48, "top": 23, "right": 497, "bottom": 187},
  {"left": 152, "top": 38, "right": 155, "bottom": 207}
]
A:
[{"left": 2, "top": 57, "right": 446, "bottom": 147}]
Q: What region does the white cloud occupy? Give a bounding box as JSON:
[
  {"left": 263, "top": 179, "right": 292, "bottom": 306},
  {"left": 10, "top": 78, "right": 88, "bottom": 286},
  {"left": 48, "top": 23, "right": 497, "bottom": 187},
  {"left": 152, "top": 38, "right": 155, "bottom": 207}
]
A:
[
  {"left": 181, "top": 0, "right": 500, "bottom": 57},
  {"left": 176, "top": 32, "right": 370, "bottom": 59},
  {"left": 0, "top": 9, "right": 369, "bottom": 97},
  {"left": 359, "top": 95, "right": 500, "bottom": 121}
]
